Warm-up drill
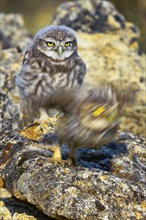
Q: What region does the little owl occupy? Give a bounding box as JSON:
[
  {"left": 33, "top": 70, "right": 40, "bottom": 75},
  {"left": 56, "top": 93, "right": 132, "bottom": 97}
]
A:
[{"left": 16, "top": 25, "right": 86, "bottom": 121}]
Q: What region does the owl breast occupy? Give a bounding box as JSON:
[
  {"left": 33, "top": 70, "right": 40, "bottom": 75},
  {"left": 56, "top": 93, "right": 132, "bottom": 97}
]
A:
[{"left": 28, "top": 69, "right": 78, "bottom": 107}]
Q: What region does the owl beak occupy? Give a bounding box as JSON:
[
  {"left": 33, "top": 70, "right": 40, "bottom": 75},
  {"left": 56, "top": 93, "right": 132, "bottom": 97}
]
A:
[{"left": 57, "top": 46, "right": 63, "bottom": 57}]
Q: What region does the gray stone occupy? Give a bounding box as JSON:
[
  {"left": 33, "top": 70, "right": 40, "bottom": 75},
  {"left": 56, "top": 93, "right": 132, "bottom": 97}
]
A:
[
  {"left": 0, "top": 13, "right": 32, "bottom": 51},
  {"left": 53, "top": 0, "right": 140, "bottom": 51},
  {"left": 0, "top": 131, "right": 145, "bottom": 220},
  {"left": 0, "top": 90, "right": 20, "bottom": 148}
]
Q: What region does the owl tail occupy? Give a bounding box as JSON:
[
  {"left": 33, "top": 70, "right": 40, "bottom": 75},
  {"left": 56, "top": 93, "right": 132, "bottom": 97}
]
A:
[{"left": 116, "top": 88, "right": 137, "bottom": 115}]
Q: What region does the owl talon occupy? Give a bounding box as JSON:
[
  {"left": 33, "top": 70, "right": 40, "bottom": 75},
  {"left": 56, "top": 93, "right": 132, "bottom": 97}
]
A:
[
  {"left": 56, "top": 114, "right": 63, "bottom": 119},
  {"left": 34, "top": 118, "right": 49, "bottom": 124},
  {"left": 65, "top": 157, "right": 77, "bottom": 166},
  {"left": 34, "top": 107, "right": 49, "bottom": 129},
  {"left": 66, "top": 158, "right": 73, "bottom": 166},
  {"left": 48, "top": 144, "right": 65, "bottom": 166},
  {"left": 48, "top": 157, "right": 66, "bottom": 166},
  {"left": 48, "top": 145, "right": 77, "bottom": 166}
]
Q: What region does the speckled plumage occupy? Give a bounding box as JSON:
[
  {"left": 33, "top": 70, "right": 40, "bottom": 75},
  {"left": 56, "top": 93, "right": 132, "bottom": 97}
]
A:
[{"left": 16, "top": 25, "right": 86, "bottom": 115}]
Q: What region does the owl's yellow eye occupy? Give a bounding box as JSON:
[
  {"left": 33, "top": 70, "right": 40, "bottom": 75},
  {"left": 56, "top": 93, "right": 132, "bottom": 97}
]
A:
[
  {"left": 65, "top": 42, "right": 70, "bottom": 47},
  {"left": 92, "top": 106, "right": 106, "bottom": 117},
  {"left": 47, "top": 42, "right": 54, "bottom": 47}
]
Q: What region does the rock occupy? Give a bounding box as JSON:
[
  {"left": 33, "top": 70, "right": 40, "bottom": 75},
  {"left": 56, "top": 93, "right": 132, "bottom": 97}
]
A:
[
  {"left": 0, "top": 48, "right": 31, "bottom": 126},
  {"left": 0, "top": 188, "right": 52, "bottom": 220},
  {"left": 0, "top": 130, "right": 145, "bottom": 220},
  {"left": 0, "top": 48, "right": 23, "bottom": 98},
  {"left": 0, "top": 201, "right": 12, "bottom": 220},
  {"left": 0, "top": 176, "right": 4, "bottom": 187},
  {"left": 0, "top": 13, "right": 32, "bottom": 51},
  {"left": 0, "top": 30, "right": 11, "bottom": 49},
  {"left": 0, "top": 90, "right": 20, "bottom": 148},
  {"left": 53, "top": 0, "right": 146, "bottom": 137},
  {"left": 53, "top": 0, "right": 140, "bottom": 52}
]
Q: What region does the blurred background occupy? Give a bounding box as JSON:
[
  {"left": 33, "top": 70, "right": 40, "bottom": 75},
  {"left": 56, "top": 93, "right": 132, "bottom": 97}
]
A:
[{"left": 0, "top": 0, "right": 145, "bottom": 52}]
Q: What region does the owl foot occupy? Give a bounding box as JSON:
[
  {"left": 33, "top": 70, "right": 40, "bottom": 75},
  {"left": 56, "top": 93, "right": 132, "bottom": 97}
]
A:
[
  {"left": 49, "top": 145, "right": 65, "bottom": 166},
  {"left": 67, "top": 157, "right": 77, "bottom": 166},
  {"left": 67, "top": 148, "right": 78, "bottom": 166},
  {"left": 48, "top": 157, "right": 66, "bottom": 166},
  {"left": 34, "top": 118, "right": 50, "bottom": 135},
  {"left": 34, "top": 107, "right": 49, "bottom": 124},
  {"left": 48, "top": 157, "right": 77, "bottom": 166},
  {"left": 48, "top": 146, "right": 77, "bottom": 166},
  {"left": 34, "top": 118, "right": 49, "bottom": 126},
  {"left": 34, "top": 108, "right": 52, "bottom": 134}
]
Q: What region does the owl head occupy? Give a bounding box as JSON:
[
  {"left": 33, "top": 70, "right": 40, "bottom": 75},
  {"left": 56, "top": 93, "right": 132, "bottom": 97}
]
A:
[{"left": 33, "top": 25, "right": 77, "bottom": 61}]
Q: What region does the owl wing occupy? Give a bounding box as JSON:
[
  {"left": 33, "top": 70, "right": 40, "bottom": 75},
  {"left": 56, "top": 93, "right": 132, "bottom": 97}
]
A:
[
  {"left": 22, "top": 45, "right": 34, "bottom": 65},
  {"left": 16, "top": 46, "right": 43, "bottom": 98},
  {"left": 75, "top": 57, "right": 86, "bottom": 86}
]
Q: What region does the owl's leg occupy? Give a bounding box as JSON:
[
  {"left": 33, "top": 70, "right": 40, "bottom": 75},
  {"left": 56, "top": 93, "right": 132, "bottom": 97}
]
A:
[
  {"left": 34, "top": 107, "right": 50, "bottom": 131},
  {"left": 49, "top": 144, "right": 65, "bottom": 166},
  {"left": 68, "top": 146, "right": 78, "bottom": 166},
  {"left": 48, "top": 144, "right": 78, "bottom": 166},
  {"left": 39, "top": 107, "right": 49, "bottom": 122}
]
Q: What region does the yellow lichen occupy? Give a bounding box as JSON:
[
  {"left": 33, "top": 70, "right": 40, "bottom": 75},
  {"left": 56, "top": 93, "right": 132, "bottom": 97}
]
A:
[
  {"left": 0, "top": 176, "right": 4, "bottom": 188},
  {"left": 142, "top": 201, "right": 146, "bottom": 209},
  {"left": 135, "top": 212, "right": 142, "bottom": 219},
  {"left": 20, "top": 123, "right": 43, "bottom": 141}
]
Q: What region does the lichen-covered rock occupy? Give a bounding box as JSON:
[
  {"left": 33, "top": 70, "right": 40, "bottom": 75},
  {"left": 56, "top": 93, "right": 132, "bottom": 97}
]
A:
[
  {"left": 0, "top": 131, "right": 145, "bottom": 220},
  {"left": 0, "top": 188, "right": 52, "bottom": 220},
  {"left": 0, "top": 201, "right": 12, "bottom": 220},
  {"left": 53, "top": 0, "right": 146, "bottom": 137},
  {"left": 0, "top": 48, "right": 24, "bottom": 146},
  {"left": 53, "top": 0, "right": 140, "bottom": 52},
  {"left": 0, "top": 13, "right": 32, "bottom": 51},
  {"left": 0, "top": 48, "right": 23, "bottom": 96},
  {"left": 0, "top": 48, "right": 27, "bottom": 125},
  {"left": 53, "top": 0, "right": 127, "bottom": 32},
  {"left": 0, "top": 90, "right": 20, "bottom": 147}
]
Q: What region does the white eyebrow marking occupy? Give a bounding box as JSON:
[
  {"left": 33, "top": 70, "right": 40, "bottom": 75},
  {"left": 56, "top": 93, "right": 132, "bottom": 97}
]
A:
[
  {"left": 63, "top": 38, "right": 74, "bottom": 42},
  {"left": 44, "top": 37, "right": 56, "bottom": 43}
]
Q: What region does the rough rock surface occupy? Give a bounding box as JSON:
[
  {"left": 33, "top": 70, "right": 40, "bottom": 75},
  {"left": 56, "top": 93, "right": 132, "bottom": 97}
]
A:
[
  {"left": 0, "top": 13, "right": 32, "bottom": 51},
  {"left": 53, "top": 0, "right": 137, "bottom": 34},
  {"left": 0, "top": 90, "right": 20, "bottom": 147},
  {"left": 0, "top": 48, "right": 23, "bottom": 118},
  {"left": 0, "top": 128, "right": 146, "bottom": 220},
  {"left": 0, "top": 188, "right": 52, "bottom": 220},
  {"left": 53, "top": 0, "right": 140, "bottom": 51},
  {"left": 53, "top": 0, "right": 146, "bottom": 137}
]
